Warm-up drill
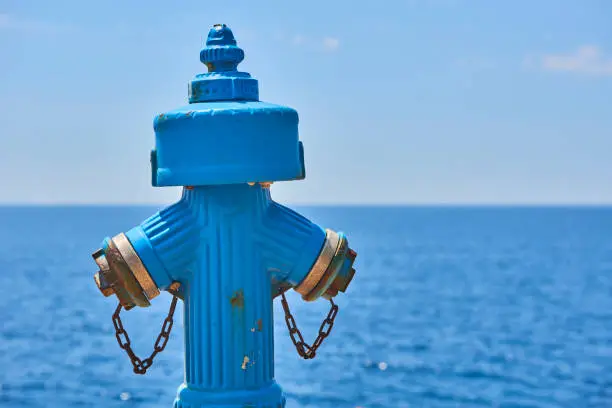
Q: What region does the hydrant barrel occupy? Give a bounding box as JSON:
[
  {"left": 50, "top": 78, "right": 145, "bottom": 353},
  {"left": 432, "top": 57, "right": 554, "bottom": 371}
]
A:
[{"left": 91, "top": 24, "right": 357, "bottom": 408}]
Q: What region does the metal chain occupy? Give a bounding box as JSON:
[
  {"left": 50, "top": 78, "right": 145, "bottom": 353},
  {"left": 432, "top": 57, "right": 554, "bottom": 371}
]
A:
[
  {"left": 111, "top": 295, "right": 178, "bottom": 375},
  {"left": 279, "top": 291, "right": 339, "bottom": 360}
]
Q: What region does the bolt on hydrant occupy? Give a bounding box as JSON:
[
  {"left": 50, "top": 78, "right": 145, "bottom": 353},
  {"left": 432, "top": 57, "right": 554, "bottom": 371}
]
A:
[{"left": 92, "top": 24, "right": 357, "bottom": 407}]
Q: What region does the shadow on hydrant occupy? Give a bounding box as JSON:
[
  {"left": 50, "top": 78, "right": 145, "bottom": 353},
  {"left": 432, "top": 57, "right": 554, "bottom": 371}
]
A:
[{"left": 92, "top": 23, "right": 357, "bottom": 408}]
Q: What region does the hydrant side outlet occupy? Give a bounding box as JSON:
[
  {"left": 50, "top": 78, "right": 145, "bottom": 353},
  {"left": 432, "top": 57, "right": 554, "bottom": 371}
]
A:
[{"left": 91, "top": 24, "right": 357, "bottom": 408}]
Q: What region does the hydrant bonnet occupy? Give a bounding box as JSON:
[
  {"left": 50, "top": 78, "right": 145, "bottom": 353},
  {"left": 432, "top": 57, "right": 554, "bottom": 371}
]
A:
[{"left": 151, "top": 24, "right": 306, "bottom": 187}]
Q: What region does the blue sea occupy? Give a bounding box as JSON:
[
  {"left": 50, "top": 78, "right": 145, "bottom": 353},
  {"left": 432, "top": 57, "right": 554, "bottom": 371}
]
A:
[{"left": 1, "top": 206, "right": 611, "bottom": 407}]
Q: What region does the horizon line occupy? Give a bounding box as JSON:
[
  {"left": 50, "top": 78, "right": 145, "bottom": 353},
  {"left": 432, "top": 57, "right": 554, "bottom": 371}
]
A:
[{"left": 1, "top": 202, "right": 612, "bottom": 208}]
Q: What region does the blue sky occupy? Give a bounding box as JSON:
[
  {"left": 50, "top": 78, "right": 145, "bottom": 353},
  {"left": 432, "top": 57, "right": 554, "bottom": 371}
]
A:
[{"left": 1, "top": 0, "right": 611, "bottom": 205}]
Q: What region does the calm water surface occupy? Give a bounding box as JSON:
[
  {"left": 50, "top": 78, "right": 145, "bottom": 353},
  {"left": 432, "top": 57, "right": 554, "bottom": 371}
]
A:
[{"left": 0, "top": 206, "right": 611, "bottom": 407}]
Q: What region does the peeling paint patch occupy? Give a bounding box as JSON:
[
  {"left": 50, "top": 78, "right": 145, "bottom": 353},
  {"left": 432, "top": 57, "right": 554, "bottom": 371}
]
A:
[
  {"left": 256, "top": 319, "right": 263, "bottom": 331},
  {"left": 241, "top": 356, "right": 250, "bottom": 370},
  {"left": 230, "top": 289, "right": 244, "bottom": 308}
]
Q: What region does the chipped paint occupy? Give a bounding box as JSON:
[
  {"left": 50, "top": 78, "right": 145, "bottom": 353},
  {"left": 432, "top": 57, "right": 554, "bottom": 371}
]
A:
[
  {"left": 230, "top": 289, "right": 244, "bottom": 308},
  {"left": 241, "top": 356, "right": 250, "bottom": 370},
  {"left": 256, "top": 319, "right": 263, "bottom": 331}
]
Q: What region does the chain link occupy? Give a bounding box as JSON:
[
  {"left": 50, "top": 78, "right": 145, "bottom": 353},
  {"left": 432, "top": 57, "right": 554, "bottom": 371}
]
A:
[
  {"left": 112, "top": 288, "right": 336, "bottom": 369},
  {"left": 279, "top": 291, "right": 339, "bottom": 360},
  {"left": 111, "top": 295, "right": 178, "bottom": 375}
]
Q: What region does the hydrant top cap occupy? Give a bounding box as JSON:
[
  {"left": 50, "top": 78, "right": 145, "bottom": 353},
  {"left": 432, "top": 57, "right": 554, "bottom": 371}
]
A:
[{"left": 155, "top": 24, "right": 304, "bottom": 185}]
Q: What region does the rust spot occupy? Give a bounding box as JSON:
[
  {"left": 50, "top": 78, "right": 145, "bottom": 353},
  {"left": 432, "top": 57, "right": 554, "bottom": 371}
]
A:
[
  {"left": 241, "top": 356, "right": 250, "bottom": 370},
  {"left": 256, "top": 319, "right": 263, "bottom": 331},
  {"left": 230, "top": 289, "right": 244, "bottom": 308},
  {"left": 185, "top": 185, "right": 194, "bottom": 190}
]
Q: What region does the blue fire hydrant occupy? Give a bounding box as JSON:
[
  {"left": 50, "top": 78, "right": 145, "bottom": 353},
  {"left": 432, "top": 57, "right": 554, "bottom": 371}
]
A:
[{"left": 92, "top": 24, "right": 357, "bottom": 407}]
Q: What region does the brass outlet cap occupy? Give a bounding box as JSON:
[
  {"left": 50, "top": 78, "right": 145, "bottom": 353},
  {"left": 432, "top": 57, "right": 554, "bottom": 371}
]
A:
[
  {"left": 105, "top": 237, "right": 150, "bottom": 308},
  {"left": 91, "top": 233, "right": 159, "bottom": 309},
  {"left": 94, "top": 271, "right": 114, "bottom": 297},
  {"left": 112, "top": 233, "right": 160, "bottom": 301},
  {"left": 295, "top": 229, "right": 350, "bottom": 302}
]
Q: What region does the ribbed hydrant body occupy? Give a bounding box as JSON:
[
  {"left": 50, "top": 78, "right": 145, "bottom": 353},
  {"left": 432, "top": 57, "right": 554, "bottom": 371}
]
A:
[{"left": 92, "top": 25, "right": 356, "bottom": 407}]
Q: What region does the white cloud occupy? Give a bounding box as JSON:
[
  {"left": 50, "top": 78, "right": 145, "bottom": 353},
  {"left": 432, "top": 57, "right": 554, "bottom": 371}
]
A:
[
  {"left": 292, "top": 35, "right": 305, "bottom": 46},
  {"left": 0, "top": 13, "right": 13, "bottom": 28},
  {"left": 0, "top": 13, "right": 71, "bottom": 33},
  {"left": 286, "top": 34, "right": 341, "bottom": 52},
  {"left": 454, "top": 56, "right": 496, "bottom": 71},
  {"left": 534, "top": 45, "right": 612, "bottom": 76},
  {"left": 322, "top": 37, "right": 340, "bottom": 52}
]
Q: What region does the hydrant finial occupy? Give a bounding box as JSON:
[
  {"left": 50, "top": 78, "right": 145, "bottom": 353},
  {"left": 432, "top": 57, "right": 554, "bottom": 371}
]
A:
[
  {"left": 200, "top": 24, "right": 244, "bottom": 73},
  {"left": 208, "top": 24, "right": 237, "bottom": 46}
]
